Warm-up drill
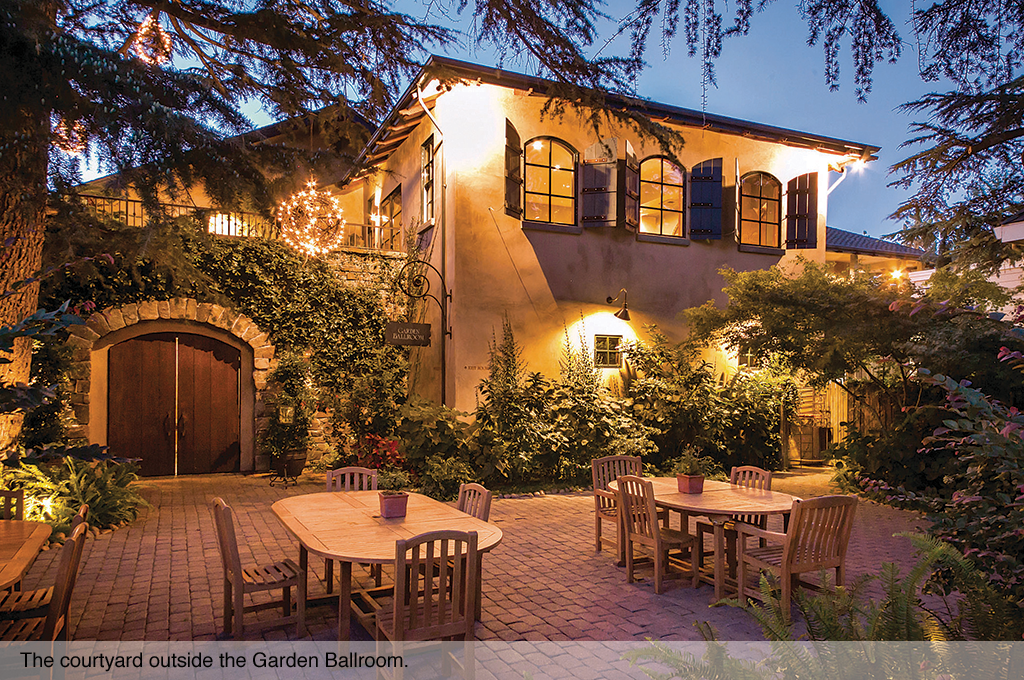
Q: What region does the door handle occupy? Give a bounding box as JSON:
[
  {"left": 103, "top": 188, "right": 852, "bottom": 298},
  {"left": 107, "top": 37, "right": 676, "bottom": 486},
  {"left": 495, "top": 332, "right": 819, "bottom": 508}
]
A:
[
  {"left": 163, "top": 414, "right": 173, "bottom": 440},
  {"left": 177, "top": 413, "right": 187, "bottom": 437}
]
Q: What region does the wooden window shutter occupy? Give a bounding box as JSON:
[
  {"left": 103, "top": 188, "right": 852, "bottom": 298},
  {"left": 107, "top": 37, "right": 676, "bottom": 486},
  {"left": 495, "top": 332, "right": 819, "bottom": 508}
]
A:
[
  {"left": 622, "top": 141, "right": 639, "bottom": 230},
  {"left": 785, "top": 172, "right": 818, "bottom": 248},
  {"left": 504, "top": 119, "right": 523, "bottom": 218},
  {"left": 690, "top": 158, "right": 723, "bottom": 239},
  {"left": 581, "top": 161, "right": 617, "bottom": 226}
]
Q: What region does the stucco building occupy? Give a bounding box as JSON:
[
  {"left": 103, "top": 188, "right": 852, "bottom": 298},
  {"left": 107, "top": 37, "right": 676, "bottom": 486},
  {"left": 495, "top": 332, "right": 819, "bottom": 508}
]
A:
[{"left": 333, "top": 57, "right": 880, "bottom": 411}]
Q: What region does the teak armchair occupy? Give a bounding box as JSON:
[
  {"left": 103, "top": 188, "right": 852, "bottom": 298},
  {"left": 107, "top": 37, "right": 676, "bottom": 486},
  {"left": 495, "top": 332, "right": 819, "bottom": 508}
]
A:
[
  {"left": 695, "top": 465, "right": 773, "bottom": 570},
  {"left": 325, "top": 466, "right": 381, "bottom": 591},
  {"left": 618, "top": 475, "right": 698, "bottom": 594},
  {"left": 0, "top": 505, "right": 89, "bottom": 620},
  {"left": 0, "top": 522, "right": 87, "bottom": 641},
  {"left": 212, "top": 497, "right": 304, "bottom": 638},
  {"left": 456, "top": 483, "right": 492, "bottom": 522},
  {"left": 592, "top": 455, "right": 642, "bottom": 557},
  {"left": 0, "top": 489, "right": 24, "bottom": 520},
  {"left": 375, "top": 530, "right": 479, "bottom": 680},
  {"left": 736, "top": 494, "right": 858, "bottom": 621}
]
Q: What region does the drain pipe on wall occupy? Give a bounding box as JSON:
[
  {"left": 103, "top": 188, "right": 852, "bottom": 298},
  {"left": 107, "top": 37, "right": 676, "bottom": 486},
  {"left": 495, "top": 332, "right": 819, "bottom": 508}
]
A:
[{"left": 417, "top": 84, "right": 450, "bottom": 406}]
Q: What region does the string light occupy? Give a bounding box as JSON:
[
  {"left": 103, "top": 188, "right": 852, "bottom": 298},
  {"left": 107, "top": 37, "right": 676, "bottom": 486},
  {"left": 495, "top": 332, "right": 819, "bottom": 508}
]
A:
[
  {"left": 52, "top": 117, "right": 87, "bottom": 155},
  {"left": 134, "top": 13, "right": 172, "bottom": 65},
  {"left": 277, "top": 178, "right": 347, "bottom": 258}
]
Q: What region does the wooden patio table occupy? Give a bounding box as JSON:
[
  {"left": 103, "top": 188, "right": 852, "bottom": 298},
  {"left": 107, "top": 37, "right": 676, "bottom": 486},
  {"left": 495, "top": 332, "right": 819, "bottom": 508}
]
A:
[
  {"left": 0, "top": 520, "right": 51, "bottom": 591},
  {"left": 608, "top": 477, "right": 799, "bottom": 601},
  {"left": 272, "top": 491, "right": 502, "bottom": 640}
]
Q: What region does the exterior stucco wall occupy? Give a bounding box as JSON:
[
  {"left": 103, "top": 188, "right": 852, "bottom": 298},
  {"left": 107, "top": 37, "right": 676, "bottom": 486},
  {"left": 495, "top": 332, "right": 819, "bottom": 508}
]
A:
[{"left": 358, "top": 82, "right": 840, "bottom": 411}]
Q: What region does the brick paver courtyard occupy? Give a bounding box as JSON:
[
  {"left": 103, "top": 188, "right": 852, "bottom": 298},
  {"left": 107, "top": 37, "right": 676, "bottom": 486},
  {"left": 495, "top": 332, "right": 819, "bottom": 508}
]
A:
[{"left": 17, "top": 468, "right": 927, "bottom": 643}]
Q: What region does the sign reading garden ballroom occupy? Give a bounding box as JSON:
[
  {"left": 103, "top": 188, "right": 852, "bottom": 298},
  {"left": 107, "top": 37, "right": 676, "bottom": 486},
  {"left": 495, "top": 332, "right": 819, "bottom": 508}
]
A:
[{"left": 385, "top": 321, "right": 431, "bottom": 346}]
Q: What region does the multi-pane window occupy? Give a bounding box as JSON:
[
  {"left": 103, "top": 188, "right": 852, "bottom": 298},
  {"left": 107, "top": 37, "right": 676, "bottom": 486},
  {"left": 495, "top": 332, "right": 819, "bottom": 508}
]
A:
[
  {"left": 524, "top": 137, "right": 576, "bottom": 225},
  {"left": 421, "top": 136, "right": 434, "bottom": 223},
  {"left": 740, "top": 172, "right": 782, "bottom": 248},
  {"left": 639, "top": 157, "right": 686, "bottom": 237},
  {"left": 594, "top": 335, "right": 623, "bottom": 368},
  {"left": 367, "top": 186, "right": 402, "bottom": 250}
]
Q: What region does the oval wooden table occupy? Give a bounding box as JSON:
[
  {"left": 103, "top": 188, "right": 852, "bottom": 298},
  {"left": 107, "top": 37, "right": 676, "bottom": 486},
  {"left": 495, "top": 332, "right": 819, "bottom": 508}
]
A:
[
  {"left": 0, "top": 520, "right": 51, "bottom": 591},
  {"left": 608, "top": 477, "right": 799, "bottom": 600},
  {"left": 272, "top": 491, "right": 503, "bottom": 640}
]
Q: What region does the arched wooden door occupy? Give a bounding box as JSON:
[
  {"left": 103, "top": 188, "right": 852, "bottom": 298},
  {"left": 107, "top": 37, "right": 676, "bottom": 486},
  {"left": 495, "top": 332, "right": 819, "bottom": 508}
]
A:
[{"left": 108, "top": 332, "right": 241, "bottom": 476}]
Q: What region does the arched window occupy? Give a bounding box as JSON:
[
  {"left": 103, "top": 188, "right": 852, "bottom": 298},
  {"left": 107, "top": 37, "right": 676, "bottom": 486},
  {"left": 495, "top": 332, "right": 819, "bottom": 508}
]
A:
[
  {"left": 639, "top": 157, "right": 685, "bottom": 237},
  {"left": 740, "top": 172, "right": 782, "bottom": 248},
  {"left": 524, "top": 137, "right": 576, "bottom": 225}
]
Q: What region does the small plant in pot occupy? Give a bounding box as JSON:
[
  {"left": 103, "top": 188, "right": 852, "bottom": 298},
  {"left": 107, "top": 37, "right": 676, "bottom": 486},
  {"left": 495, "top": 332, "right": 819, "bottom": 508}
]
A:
[
  {"left": 377, "top": 466, "right": 413, "bottom": 518},
  {"left": 261, "top": 353, "right": 315, "bottom": 485},
  {"left": 672, "top": 447, "right": 705, "bottom": 494}
]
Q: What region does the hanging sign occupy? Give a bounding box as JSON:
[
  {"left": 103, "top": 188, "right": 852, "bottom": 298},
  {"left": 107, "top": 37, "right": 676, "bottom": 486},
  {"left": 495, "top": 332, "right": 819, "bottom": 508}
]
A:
[{"left": 385, "top": 322, "right": 431, "bottom": 346}]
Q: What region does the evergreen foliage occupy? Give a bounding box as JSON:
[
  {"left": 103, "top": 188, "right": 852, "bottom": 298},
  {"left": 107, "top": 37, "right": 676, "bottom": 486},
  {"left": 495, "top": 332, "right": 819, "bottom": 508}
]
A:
[{"left": 625, "top": 326, "right": 795, "bottom": 471}]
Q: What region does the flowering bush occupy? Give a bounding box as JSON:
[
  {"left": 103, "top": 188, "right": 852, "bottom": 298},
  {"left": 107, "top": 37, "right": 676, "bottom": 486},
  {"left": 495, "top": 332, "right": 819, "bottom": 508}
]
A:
[{"left": 917, "top": 367, "right": 1024, "bottom": 607}]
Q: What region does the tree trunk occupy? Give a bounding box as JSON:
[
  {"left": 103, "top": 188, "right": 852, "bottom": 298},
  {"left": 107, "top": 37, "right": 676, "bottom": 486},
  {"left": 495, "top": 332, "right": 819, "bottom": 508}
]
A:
[{"left": 0, "top": 98, "right": 49, "bottom": 448}]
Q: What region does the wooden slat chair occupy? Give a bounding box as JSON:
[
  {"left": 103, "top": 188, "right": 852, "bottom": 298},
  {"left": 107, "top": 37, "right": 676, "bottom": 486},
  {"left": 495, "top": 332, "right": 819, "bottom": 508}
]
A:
[
  {"left": 325, "top": 467, "right": 380, "bottom": 592},
  {"left": 0, "top": 489, "right": 24, "bottom": 520},
  {"left": 454, "top": 483, "right": 492, "bottom": 621},
  {"left": 326, "top": 466, "right": 379, "bottom": 492},
  {"left": 456, "top": 483, "right": 492, "bottom": 522},
  {"left": 0, "top": 505, "right": 90, "bottom": 620},
  {"left": 376, "top": 530, "right": 479, "bottom": 680},
  {"left": 592, "top": 455, "right": 641, "bottom": 558},
  {"left": 1, "top": 489, "right": 28, "bottom": 591},
  {"left": 0, "top": 522, "right": 87, "bottom": 641},
  {"left": 736, "top": 494, "right": 858, "bottom": 622},
  {"left": 211, "top": 497, "right": 303, "bottom": 638},
  {"left": 695, "top": 466, "right": 773, "bottom": 571},
  {"left": 70, "top": 504, "right": 89, "bottom": 531},
  {"left": 618, "top": 475, "right": 698, "bottom": 594}
]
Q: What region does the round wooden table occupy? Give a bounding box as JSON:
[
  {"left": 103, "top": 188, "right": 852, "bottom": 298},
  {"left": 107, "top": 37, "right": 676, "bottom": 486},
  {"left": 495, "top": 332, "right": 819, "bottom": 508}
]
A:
[
  {"left": 272, "top": 491, "right": 503, "bottom": 640},
  {"left": 0, "top": 520, "right": 51, "bottom": 591},
  {"left": 608, "top": 477, "right": 798, "bottom": 600}
]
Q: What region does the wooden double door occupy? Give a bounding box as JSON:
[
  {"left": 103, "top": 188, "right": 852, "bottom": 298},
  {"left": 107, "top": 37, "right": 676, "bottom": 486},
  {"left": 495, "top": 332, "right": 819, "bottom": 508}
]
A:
[{"left": 108, "top": 332, "right": 241, "bottom": 476}]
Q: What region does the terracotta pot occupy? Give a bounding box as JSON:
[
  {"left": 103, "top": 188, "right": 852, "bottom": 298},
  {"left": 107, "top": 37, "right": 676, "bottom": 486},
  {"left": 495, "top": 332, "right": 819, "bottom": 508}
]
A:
[
  {"left": 379, "top": 492, "right": 409, "bottom": 518},
  {"left": 676, "top": 474, "right": 704, "bottom": 494}
]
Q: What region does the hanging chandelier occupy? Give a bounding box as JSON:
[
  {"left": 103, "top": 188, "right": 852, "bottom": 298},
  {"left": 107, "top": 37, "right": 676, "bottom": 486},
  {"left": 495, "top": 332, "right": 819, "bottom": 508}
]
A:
[
  {"left": 133, "top": 13, "right": 172, "bottom": 65},
  {"left": 277, "top": 178, "right": 347, "bottom": 258}
]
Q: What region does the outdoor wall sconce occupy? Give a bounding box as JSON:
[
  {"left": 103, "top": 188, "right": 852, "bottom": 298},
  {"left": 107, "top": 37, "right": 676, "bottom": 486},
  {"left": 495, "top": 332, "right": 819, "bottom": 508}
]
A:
[
  {"left": 606, "top": 288, "right": 630, "bottom": 321},
  {"left": 277, "top": 405, "right": 295, "bottom": 424}
]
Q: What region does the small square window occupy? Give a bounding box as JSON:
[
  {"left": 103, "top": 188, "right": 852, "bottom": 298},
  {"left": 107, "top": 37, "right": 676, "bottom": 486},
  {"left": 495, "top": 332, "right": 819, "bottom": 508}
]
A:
[{"left": 594, "top": 335, "right": 623, "bottom": 368}]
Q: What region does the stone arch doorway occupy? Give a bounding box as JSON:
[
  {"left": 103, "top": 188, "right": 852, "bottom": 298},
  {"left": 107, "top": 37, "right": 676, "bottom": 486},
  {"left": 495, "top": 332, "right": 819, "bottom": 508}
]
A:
[
  {"left": 65, "top": 299, "right": 275, "bottom": 475},
  {"left": 108, "top": 332, "right": 241, "bottom": 476}
]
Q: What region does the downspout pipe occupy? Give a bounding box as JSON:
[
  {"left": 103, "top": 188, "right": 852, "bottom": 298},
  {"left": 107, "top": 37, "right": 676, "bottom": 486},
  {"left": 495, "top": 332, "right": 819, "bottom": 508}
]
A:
[{"left": 417, "top": 85, "right": 450, "bottom": 406}]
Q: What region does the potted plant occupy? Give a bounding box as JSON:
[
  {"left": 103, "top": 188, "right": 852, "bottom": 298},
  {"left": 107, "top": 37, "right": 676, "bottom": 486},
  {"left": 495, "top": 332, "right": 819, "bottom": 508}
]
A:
[
  {"left": 378, "top": 466, "right": 412, "bottom": 518},
  {"left": 672, "top": 448, "right": 705, "bottom": 494},
  {"left": 261, "top": 353, "right": 315, "bottom": 486}
]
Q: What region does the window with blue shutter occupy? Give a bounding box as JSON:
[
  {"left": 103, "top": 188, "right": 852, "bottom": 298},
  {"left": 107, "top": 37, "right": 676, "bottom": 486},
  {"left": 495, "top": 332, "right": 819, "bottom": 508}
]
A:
[
  {"left": 504, "top": 120, "right": 523, "bottom": 218},
  {"left": 690, "top": 158, "right": 722, "bottom": 239},
  {"left": 785, "top": 172, "right": 818, "bottom": 249},
  {"left": 581, "top": 138, "right": 639, "bottom": 229}
]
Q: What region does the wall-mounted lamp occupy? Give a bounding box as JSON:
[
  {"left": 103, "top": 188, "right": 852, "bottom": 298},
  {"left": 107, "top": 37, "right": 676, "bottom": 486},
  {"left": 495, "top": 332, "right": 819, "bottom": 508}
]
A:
[
  {"left": 606, "top": 288, "right": 630, "bottom": 321},
  {"left": 277, "top": 405, "right": 295, "bottom": 424}
]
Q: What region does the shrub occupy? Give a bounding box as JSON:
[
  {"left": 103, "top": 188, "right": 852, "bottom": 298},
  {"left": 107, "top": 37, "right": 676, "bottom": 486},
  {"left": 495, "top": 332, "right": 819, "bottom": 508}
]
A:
[
  {"left": 419, "top": 455, "right": 475, "bottom": 501},
  {"left": 471, "top": 317, "right": 561, "bottom": 483},
  {"left": 828, "top": 404, "right": 958, "bottom": 504},
  {"left": 3, "top": 458, "right": 146, "bottom": 533},
  {"left": 394, "top": 398, "right": 472, "bottom": 472},
  {"left": 626, "top": 328, "right": 795, "bottom": 471},
  {"left": 915, "top": 369, "right": 1024, "bottom": 607}
]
